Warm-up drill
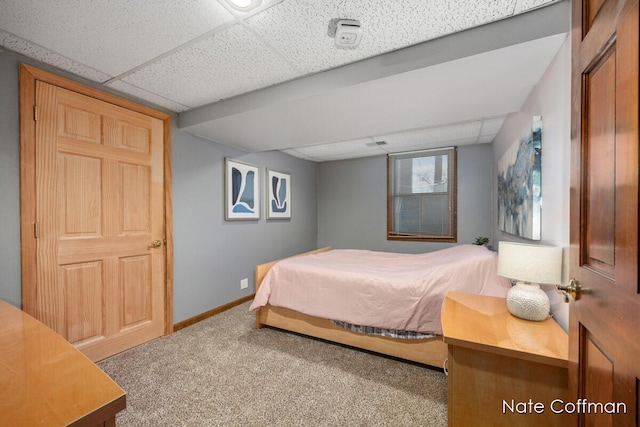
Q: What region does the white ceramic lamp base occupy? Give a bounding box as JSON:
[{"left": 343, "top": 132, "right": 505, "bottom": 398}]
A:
[{"left": 505, "top": 282, "right": 550, "bottom": 322}]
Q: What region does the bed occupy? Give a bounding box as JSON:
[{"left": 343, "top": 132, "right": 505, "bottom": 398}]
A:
[{"left": 250, "top": 245, "right": 511, "bottom": 368}]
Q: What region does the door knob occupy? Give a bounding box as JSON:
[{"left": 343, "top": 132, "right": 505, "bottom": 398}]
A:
[
  {"left": 149, "top": 239, "right": 163, "bottom": 248},
  {"left": 557, "top": 278, "right": 589, "bottom": 302}
]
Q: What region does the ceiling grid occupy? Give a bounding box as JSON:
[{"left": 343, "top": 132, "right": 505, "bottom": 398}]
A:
[{"left": 0, "top": 0, "right": 568, "bottom": 161}]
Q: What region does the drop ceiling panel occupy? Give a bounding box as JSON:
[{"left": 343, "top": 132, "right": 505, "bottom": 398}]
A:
[
  {"left": 281, "top": 148, "right": 315, "bottom": 161},
  {"left": 293, "top": 147, "right": 386, "bottom": 162},
  {"left": 245, "top": 0, "right": 518, "bottom": 76},
  {"left": 184, "top": 33, "right": 566, "bottom": 152},
  {"left": 477, "top": 134, "right": 497, "bottom": 144},
  {"left": 0, "top": 0, "right": 235, "bottom": 77},
  {"left": 479, "top": 116, "right": 507, "bottom": 135},
  {"left": 379, "top": 122, "right": 481, "bottom": 148},
  {"left": 387, "top": 136, "right": 480, "bottom": 152},
  {"left": 0, "top": 29, "right": 112, "bottom": 83},
  {"left": 295, "top": 138, "right": 377, "bottom": 156},
  {"left": 320, "top": 151, "right": 385, "bottom": 161},
  {"left": 285, "top": 114, "right": 508, "bottom": 162},
  {"left": 122, "top": 23, "right": 299, "bottom": 108},
  {"left": 0, "top": 0, "right": 568, "bottom": 162},
  {"left": 105, "top": 80, "right": 191, "bottom": 113},
  {"left": 515, "top": 0, "right": 558, "bottom": 12}
]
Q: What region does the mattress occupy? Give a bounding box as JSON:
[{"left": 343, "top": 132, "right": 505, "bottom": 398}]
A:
[{"left": 250, "top": 244, "right": 511, "bottom": 335}]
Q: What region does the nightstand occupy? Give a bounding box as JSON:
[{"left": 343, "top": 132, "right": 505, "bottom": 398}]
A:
[{"left": 441, "top": 292, "right": 569, "bottom": 426}]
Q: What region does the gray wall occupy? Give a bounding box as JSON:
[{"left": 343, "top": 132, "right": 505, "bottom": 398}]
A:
[
  {"left": 0, "top": 49, "right": 21, "bottom": 308},
  {"left": 317, "top": 144, "right": 494, "bottom": 254},
  {"left": 0, "top": 48, "right": 318, "bottom": 323},
  {"left": 0, "top": 37, "right": 571, "bottom": 326},
  {"left": 492, "top": 36, "right": 571, "bottom": 330},
  {"left": 172, "top": 131, "right": 318, "bottom": 322}
]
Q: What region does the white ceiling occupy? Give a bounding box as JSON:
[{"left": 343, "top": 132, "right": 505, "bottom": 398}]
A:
[{"left": 0, "top": 0, "right": 569, "bottom": 161}]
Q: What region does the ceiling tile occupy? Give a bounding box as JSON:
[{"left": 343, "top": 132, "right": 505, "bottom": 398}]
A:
[
  {"left": 290, "top": 137, "right": 388, "bottom": 161},
  {"left": 294, "top": 138, "right": 374, "bottom": 155},
  {"left": 514, "top": 0, "right": 557, "bottom": 13},
  {"left": 105, "top": 80, "right": 191, "bottom": 113},
  {"left": 321, "top": 150, "right": 384, "bottom": 161},
  {"left": 282, "top": 148, "right": 317, "bottom": 161},
  {"left": 286, "top": 114, "right": 508, "bottom": 162},
  {"left": 480, "top": 116, "right": 507, "bottom": 135},
  {"left": 180, "top": 30, "right": 567, "bottom": 154},
  {"left": 385, "top": 136, "right": 480, "bottom": 153},
  {"left": 0, "top": 0, "right": 568, "bottom": 162},
  {"left": 477, "top": 134, "right": 497, "bottom": 144},
  {"left": 0, "top": 30, "right": 112, "bottom": 82},
  {"left": 245, "top": 0, "right": 518, "bottom": 75},
  {"left": 123, "top": 24, "right": 299, "bottom": 107},
  {"left": 0, "top": 0, "right": 235, "bottom": 76},
  {"left": 381, "top": 121, "right": 483, "bottom": 148}
]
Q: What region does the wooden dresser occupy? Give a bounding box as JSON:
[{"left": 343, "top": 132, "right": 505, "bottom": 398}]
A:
[
  {"left": 442, "top": 292, "right": 569, "bottom": 426},
  {"left": 0, "top": 300, "right": 126, "bottom": 426}
]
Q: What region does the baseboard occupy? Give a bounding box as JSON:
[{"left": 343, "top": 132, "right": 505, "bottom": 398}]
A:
[{"left": 173, "top": 294, "right": 255, "bottom": 332}]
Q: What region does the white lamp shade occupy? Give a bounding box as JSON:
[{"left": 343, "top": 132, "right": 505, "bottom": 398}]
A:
[{"left": 497, "top": 241, "right": 562, "bottom": 285}]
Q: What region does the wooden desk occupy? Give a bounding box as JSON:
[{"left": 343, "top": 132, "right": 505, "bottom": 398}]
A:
[
  {"left": 442, "top": 292, "right": 569, "bottom": 426},
  {"left": 0, "top": 300, "right": 126, "bottom": 426}
]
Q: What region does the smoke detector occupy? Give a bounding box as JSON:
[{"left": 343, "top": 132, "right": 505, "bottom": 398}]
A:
[{"left": 334, "top": 19, "right": 362, "bottom": 49}]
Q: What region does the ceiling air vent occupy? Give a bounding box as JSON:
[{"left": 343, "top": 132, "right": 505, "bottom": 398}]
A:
[{"left": 366, "top": 141, "right": 387, "bottom": 147}]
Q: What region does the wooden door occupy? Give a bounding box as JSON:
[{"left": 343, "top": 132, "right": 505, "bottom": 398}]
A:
[
  {"left": 20, "top": 65, "right": 173, "bottom": 362},
  {"left": 570, "top": 0, "right": 639, "bottom": 425}
]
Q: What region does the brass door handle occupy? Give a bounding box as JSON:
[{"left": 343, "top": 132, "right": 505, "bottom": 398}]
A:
[
  {"left": 149, "top": 239, "right": 163, "bottom": 248},
  {"left": 557, "top": 278, "right": 589, "bottom": 302}
]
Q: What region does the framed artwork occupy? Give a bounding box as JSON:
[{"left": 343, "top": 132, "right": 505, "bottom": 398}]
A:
[
  {"left": 225, "top": 158, "right": 260, "bottom": 220},
  {"left": 266, "top": 169, "right": 291, "bottom": 219},
  {"left": 497, "top": 115, "right": 542, "bottom": 240}
]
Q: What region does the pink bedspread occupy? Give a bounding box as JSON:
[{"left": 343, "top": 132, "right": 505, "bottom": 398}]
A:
[{"left": 249, "top": 245, "right": 511, "bottom": 335}]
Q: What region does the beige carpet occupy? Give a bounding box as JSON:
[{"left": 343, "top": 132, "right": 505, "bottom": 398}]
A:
[{"left": 98, "top": 302, "right": 448, "bottom": 426}]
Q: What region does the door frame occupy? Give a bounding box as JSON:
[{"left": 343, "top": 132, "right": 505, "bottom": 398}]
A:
[{"left": 19, "top": 64, "right": 174, "bottom": 335}]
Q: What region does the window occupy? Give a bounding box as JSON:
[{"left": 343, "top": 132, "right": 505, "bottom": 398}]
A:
[{"left": 387, "top": 147, "right": 457, "bottom": 242}]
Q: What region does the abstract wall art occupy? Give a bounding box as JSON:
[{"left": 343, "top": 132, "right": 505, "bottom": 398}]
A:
[
  {"left": 266, "top": 169, "right": 291, "bottom": 219},
  {"left": 497, "top": 115, "right": 542, "bottom": 240},
  {"left": 225, "top": 158, "right": 260, "bottom": 220}
]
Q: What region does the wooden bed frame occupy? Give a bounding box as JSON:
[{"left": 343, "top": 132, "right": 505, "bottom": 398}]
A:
[{"left": 254, "top": 247, "right": 448, "bottom": 369}]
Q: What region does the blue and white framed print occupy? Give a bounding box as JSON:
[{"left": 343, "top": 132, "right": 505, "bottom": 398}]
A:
[
  {"left": 497, "top": 115, "right": 542, "bottom": 240},
  {"left": 225, "top": 158, "right": 260, "bottom": 220},
  {"left": 266, "top": 169, "right": 291, "bottom": 219}
]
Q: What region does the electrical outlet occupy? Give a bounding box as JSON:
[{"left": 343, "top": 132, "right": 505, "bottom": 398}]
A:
[{"left": 240, "top": 278, "right": 248, "bottom": 290}]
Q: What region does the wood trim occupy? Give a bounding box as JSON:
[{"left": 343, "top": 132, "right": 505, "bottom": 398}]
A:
[
  {"left": 451, "top": 146, "right": 458, "bottom": 241},
  {"left": 259, "top": 304, "right": 448, "bottom": 367},
  {"left": 20, "top": 64, "right": 170, "bottom": 120},
  {"left": 255, "top": 246, "right": 331, "bottom": 330},
  {"left": 173, "top": 294, "right": 256, "bottom": 332},
  {"left": 18, "top": 64, "right": 174, "bottom": 337},
  {"left": 19, "top": 65, "right": 37, "bottom": 313},
  {"left": 386, "top": 147, "right": 458, "bottom": 242},
  {"left": 163, "top": 110, "right": 174, "bottom": 334}
]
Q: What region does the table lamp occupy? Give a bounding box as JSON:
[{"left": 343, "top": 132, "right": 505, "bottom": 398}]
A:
[{"left": 497, "top": 241, "right": 563, "bottom": 321}]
